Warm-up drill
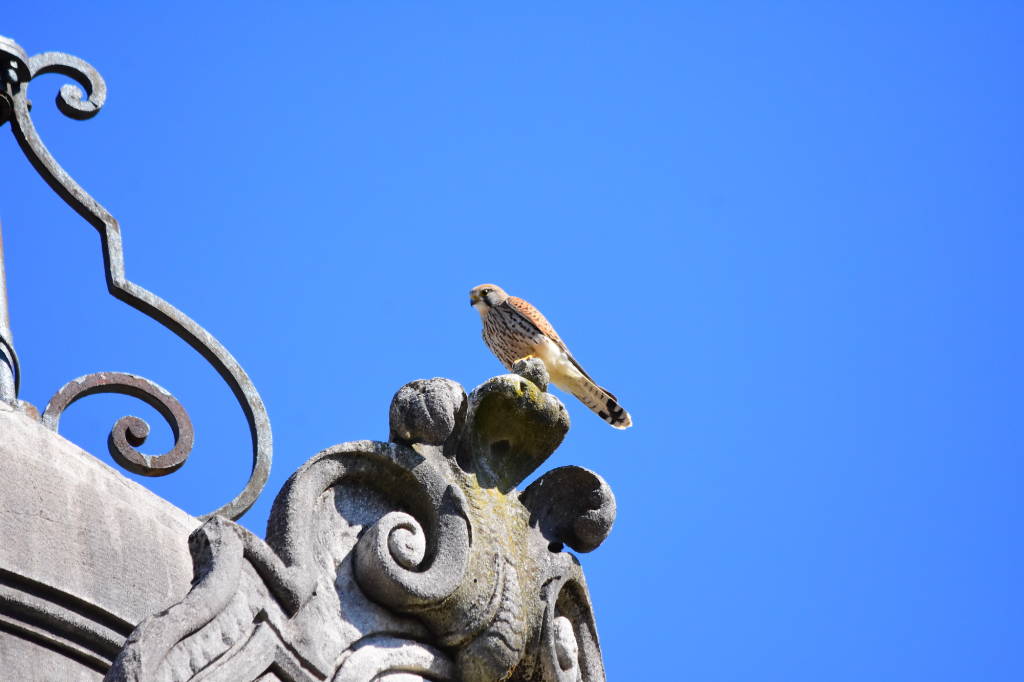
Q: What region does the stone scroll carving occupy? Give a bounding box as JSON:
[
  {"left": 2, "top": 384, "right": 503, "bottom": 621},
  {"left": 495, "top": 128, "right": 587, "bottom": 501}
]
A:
[{"left": 105, "top": 359, "right": 615, "bottom": 681}]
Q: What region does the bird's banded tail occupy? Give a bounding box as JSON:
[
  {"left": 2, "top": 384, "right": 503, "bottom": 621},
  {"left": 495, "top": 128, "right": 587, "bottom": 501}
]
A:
[{"left": 566, "top": 377, "right": 632, "bottom": 429}]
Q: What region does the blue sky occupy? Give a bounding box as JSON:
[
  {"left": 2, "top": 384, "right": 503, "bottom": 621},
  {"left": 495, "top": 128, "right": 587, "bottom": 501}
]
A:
[{"left": 2, "top": 3, "right": 1021, "bottom": 679}]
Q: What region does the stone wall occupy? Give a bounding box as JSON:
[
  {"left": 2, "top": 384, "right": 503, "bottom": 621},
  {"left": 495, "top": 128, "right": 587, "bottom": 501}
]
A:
[{"left": 0, "top": 402, "right": 197, "bottom": 680}]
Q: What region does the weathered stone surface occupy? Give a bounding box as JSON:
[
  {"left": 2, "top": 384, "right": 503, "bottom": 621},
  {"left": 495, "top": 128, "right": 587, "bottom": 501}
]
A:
[
  {"left": 389, "top": 377, "right": 467, "bottom": 451},
  {"left": 520, "top": 467, "right": 616, "bottom": 553},
  {"left": 460, "top": 371, "right": 569, "bottom": 493},
  {"left": 106, "top": 373, "right": 612, "bottom": 681},
  {"left": 511, "top": 357, "right": 550, "bottom": 393},
  {"left": 0, "top": 402, "right": 198, "bottom": 679}
]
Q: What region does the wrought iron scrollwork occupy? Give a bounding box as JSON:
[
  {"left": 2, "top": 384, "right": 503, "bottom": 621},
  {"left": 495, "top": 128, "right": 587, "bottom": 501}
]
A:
[
  {"left": 41, "top": 373, "right": 195, "bottom": 477},
  {"left": 0, "top": 36, "right": 270, "bottom": 521}
]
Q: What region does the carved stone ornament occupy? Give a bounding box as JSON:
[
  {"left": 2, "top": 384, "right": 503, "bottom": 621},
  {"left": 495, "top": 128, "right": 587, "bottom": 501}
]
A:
[{"left": 105, "top": 359, "right": 615, "bottom": 682}]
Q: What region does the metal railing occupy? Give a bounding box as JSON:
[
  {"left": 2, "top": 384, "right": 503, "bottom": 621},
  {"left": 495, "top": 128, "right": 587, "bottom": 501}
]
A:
[{"left": 0, "top": 35, "right": 271, "bottom": 520}]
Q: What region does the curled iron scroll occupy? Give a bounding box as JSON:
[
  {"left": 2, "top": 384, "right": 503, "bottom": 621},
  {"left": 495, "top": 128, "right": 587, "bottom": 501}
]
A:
[
  {"left": 1, "top": 37, "right": 271, "bottom": 520},
  {"left": 42, "top": 372, "right": 194, "bottom": 477}
]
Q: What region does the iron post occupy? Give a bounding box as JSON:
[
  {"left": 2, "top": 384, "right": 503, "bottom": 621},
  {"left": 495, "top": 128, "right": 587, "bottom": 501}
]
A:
[{"left": 0, "top": 221, "right": 16, "bottom": 403}]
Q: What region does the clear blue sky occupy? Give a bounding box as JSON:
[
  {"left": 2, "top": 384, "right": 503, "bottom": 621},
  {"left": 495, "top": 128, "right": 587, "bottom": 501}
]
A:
[{"left": 3, "top": 3, "right": 1021, "bottom": 679}]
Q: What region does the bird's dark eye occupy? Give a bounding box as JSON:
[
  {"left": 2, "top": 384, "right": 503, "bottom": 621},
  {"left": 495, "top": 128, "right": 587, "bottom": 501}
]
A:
[{"left": 482, "top": 289, "right": 491, "bottom": 295}]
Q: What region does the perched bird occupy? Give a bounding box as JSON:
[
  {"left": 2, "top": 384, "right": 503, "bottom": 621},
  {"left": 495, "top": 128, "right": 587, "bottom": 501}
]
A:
[{"left": 469, "top": 284, "right": 632, "bottom": 429}]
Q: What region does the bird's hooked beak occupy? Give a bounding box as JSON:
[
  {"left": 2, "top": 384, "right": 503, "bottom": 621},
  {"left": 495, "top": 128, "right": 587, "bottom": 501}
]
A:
[{"left": 469, "top": 294, "right": 479, "bottom": 307}]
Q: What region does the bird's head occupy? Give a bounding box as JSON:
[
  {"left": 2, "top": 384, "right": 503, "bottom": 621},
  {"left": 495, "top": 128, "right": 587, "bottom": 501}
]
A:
[{"left": 469, "top": 284, "right": 508, "bottom": 314}]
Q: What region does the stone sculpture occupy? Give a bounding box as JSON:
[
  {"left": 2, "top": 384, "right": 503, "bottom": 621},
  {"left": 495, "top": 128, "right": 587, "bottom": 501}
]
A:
[{"left": 105, "top": 359, "right": 615, "bottom": 681}]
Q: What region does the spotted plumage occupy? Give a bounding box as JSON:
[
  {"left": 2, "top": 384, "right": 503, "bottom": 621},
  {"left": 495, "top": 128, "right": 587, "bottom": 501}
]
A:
[{"left": 469, "top": 284, "right": 632, "bottom": 429}]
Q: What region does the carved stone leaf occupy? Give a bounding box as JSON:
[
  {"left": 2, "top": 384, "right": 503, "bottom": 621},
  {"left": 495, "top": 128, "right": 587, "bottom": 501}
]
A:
[{"left": 104, "top": 518, "right": 320, "bottom": 682}]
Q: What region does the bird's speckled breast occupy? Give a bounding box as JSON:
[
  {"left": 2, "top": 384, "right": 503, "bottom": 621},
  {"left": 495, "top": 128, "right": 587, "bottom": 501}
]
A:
[{"left": 482, "top": 303, "right": 547, "bottom": 370}]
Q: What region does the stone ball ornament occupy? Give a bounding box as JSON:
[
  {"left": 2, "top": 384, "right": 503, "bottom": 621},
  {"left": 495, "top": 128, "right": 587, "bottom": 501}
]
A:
[{"left": 388, "top": 377, "right": 468, "bottom": 447}]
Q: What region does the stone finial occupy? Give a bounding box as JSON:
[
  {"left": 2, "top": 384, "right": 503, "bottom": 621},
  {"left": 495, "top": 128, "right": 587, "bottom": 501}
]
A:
[
  {"left": 511, "top": 356, "right": 550, "bottom": 392},
  {"left": 106, "top": 371, "right": 613, "bottom": 682},
  {"left": 389, "top": 377, "right": 467, "bottom": 448}
]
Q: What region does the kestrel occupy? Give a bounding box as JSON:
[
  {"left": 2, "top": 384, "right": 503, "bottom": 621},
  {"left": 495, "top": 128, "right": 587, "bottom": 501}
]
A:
[{"left": 469, "top": 284, "right": 632, "bottom": 429}]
